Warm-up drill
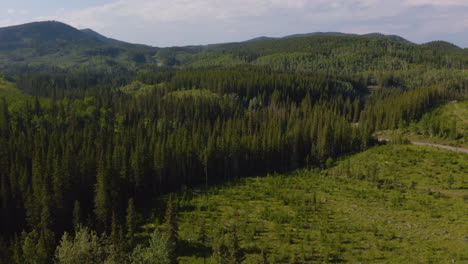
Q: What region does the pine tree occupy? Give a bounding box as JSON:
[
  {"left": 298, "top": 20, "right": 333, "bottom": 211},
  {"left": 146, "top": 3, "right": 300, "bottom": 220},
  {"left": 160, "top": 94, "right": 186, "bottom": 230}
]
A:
[
  {"left": 126, "top": 198, "right": 137, "bottom": 247},
  {"left": 226, "top": 225, "right": 244, "bottom": 264},
  {"left": 164, "top": 197, "right": 178, "bottom": 264},
  {"left": 94, "top": 158, "right": 110, "bottom": 231},
  {"left": 260, "top": 248, "right": 270, "bottom": 264},
  {"left": 211, "top": 235, "right": 230, "bottom": 264},
  {"left": 72, "top": 200, "right": 81, "bottom": 231}
]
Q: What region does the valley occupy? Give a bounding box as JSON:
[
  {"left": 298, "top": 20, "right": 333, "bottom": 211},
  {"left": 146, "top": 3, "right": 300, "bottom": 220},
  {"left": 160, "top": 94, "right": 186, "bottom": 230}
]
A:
[{"left": 0, "top": 20, "right": 466, "bottom": 264}]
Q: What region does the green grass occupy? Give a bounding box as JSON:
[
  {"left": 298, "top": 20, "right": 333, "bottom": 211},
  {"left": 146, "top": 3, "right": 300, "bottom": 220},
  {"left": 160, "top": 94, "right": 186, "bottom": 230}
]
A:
[
  {"left": 0, "top": 76, "right": 29, "bottom": 104},
  {"left": 0, "top": 76, "right": 53, "bottom": 115},
  {"left": 0, "top": 76, "right": 37, "bottom": 114},
  {"left": 412, "top": 100, "right": 467, "bottom": 146},
  {"left": 120, "top": 81, "right": 157, "bottom": 96},
  {"left": 139, "top": 144, "right": 467, "bottom": 263},
  {"left": 169, "top": 89, "right": 221, "bottom": 100},
  {"left": 378, "top": 100, "right": 468, "bottom": 148}
]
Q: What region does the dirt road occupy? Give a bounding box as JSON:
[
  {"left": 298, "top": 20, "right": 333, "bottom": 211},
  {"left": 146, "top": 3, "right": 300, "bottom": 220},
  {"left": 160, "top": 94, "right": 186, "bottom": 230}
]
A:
[
  {"left": 410, "top": 141, "right": 468, "bottom": 154},
  {"left": 377, "top": 137, "right": 468, "bottom": 154}
]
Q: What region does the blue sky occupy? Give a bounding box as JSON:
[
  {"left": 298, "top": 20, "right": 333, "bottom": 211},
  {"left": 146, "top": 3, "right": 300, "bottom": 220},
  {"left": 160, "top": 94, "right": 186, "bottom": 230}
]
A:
[{"left": 1, "top": 0, "right": 467, "bottom": 47}]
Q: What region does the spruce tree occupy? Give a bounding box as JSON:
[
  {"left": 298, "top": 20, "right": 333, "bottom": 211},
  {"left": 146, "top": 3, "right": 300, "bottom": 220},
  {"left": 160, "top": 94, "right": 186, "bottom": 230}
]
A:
[
  {"left": 72, "top": 200, "right": 81, "bottom": 231},
  {"left": 94, "top": 159, "right": 110, "bottom": 231},
  {"left": 164, "top": 197, "right": 178, "bottom": 264},
  {"left": 126, "top": 198, "right": 137, "bottom": 247}
]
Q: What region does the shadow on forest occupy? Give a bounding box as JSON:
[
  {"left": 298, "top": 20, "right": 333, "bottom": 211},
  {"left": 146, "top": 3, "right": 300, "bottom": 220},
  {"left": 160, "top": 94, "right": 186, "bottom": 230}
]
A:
[{"left": 178, "top": 240, "right": 212, "bottom": 258}]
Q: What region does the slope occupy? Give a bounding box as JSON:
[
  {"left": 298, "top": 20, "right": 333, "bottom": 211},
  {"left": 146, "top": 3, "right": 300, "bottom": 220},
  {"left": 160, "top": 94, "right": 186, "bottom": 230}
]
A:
[
  {"left": 160, "top": 34, "right": 466, "bottom": 73},
  {"left": 139, "top": 144, "right": 467, "bottom": 263},
  {"left": 377, "top": 100, "right": 468, "bottom": 148},
  {"left": 0, "top": 21, "right": 158, "bottom": 72}
]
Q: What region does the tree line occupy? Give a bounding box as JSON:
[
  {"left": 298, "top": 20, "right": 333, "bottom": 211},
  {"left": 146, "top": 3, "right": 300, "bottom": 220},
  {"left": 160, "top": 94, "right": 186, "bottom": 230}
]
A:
[{"left": 0, "top": 62, "right": 466, "bottom": 262}]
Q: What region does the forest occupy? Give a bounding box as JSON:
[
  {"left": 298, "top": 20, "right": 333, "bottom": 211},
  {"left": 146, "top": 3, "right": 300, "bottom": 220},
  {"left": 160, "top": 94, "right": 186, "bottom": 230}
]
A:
[{"left": 0, "top": 22, "right": 467, "bottom": 263}]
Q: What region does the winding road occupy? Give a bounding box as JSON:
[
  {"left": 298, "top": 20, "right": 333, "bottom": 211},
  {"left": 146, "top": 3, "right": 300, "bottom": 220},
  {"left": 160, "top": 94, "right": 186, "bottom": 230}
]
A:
[
  {"left": 410, "top": 141, "right": 468, "bottom": 154},
  {"left": 377, "top": 137, "right": 468, "bottom": 153}
]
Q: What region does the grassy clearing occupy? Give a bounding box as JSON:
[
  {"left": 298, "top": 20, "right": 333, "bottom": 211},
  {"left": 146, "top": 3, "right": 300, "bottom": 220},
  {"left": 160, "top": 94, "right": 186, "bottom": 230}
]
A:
[
  {"left": 378, "top": 100, "right": 468, "bottom": 148},
  {"left": 140, "top": 145, "right": 468, "bottom": 263},
  {"left": 120, "top": 81, "right": 157, "bottom": 96},
  {"left": 169, "top": 89, "right": 221, "bottom": 100},
  {"left": 0, "top": 76, "right": 30, "bottom": 105}
]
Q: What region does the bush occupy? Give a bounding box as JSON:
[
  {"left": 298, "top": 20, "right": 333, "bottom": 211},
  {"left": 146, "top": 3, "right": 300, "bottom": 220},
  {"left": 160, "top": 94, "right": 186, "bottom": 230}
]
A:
[{"left": 55, "top": 226, "right": 115, "bottom": 264}]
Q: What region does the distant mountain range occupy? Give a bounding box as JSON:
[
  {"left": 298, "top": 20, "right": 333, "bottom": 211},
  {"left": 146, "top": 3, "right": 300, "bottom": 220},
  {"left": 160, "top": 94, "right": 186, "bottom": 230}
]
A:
[
  {"left": 245, "top": 32, "right": 411, "bottom": 43},
  {"left": 0, "top": 21, "right": 464, "bottom": 72}
]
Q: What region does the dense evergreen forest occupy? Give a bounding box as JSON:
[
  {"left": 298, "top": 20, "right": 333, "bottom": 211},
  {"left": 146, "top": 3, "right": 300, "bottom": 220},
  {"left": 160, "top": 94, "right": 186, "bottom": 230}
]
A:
[{"left": 0, "top": 22, "right": 467, "bottom": 263}]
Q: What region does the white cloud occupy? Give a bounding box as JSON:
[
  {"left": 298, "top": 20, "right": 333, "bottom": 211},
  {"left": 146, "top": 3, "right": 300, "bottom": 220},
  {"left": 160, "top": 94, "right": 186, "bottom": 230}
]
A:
[
  {"left": 0, "top": 19, "right": 14, "bottom": 27},
  {"left": 405, "top": 0, "right": 468, "bottom": 6},
  {"left": 7, "top": 9, "right": 15, "bottom": 15},
  {"left": 57, "top": 0, "right": 309, "bottom": 26},
  {"left": 32, "top": 0, "right": 468, "bottom": 47}
]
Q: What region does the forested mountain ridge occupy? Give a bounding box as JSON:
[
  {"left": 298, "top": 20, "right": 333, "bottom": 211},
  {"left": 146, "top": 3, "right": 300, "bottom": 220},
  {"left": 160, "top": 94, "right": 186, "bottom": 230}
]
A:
[
  {"left": 80, "top": 28, "right": 129, "bottom": 46},
  {"left": 246, "top": 31, "right": 411, "bottom": 43},
  {"left": 0, "top": 20, "right": 467, "bottom": 264},
  {"left": 162, "top": 36, "right": 466, "bottom": 71},
  {"left": 0, "top": 21, "right": 466, "bottom": 73},
  {"left": 0, "top": 21, "right": 159, "bottom": 73}
]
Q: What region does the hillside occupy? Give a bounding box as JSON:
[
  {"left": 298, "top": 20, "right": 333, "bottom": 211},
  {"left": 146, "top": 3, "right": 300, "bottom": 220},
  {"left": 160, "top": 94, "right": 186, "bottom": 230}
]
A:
[
  {"left": 0, "top": 74, "right": 29, "bottom": 103},
  {"left": 0, "top": 21, "right": 101, "bottom": 51},
  {"left": 0, "top": 21, "right": 158, "bottom": 72},
  {"left": 0, "top": 20, "right": 467, "bottom": 264},
  {"left": 141, "top": 144, "right": 467, "bottom": 263},
  {"left": 244, "top": 32, "right": 410, "bottom": 43},
  {"left": 157, "top": 34, "right": 467, "bottom": 73},
  {"left": 0, "top": 21, "right": 467, "bottom": 74},
  {"left": 377, "top": 100, "right": 468, "bottom": 148},
  {"left": 80, "top": 28, "right": 127, "bottom": 46}
]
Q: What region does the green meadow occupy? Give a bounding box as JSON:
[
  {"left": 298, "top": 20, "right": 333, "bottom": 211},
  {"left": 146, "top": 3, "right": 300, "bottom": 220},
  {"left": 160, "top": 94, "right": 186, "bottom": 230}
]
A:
[{"left": 140, "top": 144, "right": 467, "bottom": 264}]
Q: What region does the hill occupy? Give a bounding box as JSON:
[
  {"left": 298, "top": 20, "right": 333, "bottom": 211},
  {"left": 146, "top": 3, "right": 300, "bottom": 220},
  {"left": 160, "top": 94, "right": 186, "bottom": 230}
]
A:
[
  {"left": 361, "top": 33, "right": 411, "bottom": 43},
  {"left": 420, "top": 41, "right": 463, "bottom": 54},
  {"left": 0, "top": 74, "right": 29, "bottom": 103},
  {"left": 0, "top": 20, "right": 467, "bottom": 264},
  {"left": 80, "top": 28, "right": 127, "bottom": 46},
  {"left": 1, "top": 21, "right": 466, "bottom": 73},
  {"left": 0, "top": 21, "right": 158, "bottom": 72},
  {"left": 156, "top": 33, "right": 466, "bottom": 72},
  {"left": 0, "top": 21, "right": 101, "bottom": 51},
  {"left": 244, "top": 32, "right": 410, "bottom": 43},
  {"left": 377, "top": 100, "right": 468, "bottom": 148},
  {"left": 142, "top": 144, "right": 467, "bottom": 263}
]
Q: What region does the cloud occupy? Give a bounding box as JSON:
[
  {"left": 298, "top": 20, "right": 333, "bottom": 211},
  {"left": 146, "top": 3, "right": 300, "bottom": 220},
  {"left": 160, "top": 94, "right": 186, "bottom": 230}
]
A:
[
  {"left": 57, "top": 0, "right": 310, "bottom": 26},
  {"left": 0, "top": 19, "right": 15, "bottom": 27},
  {"left": 405, "top": 0, "right": 468, "bottom": 6},
  {"left": 34, "top": 0, "right": 468, "bottom": 47},
  {"left": 7, "top": 9, "right": 15, "bottom": 15}
]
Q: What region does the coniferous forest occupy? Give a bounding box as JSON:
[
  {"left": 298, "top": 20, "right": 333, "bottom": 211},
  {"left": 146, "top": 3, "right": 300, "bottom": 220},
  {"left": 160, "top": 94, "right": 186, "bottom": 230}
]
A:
[{"left": 0, "top": 21, "right": 467, "bottom": 263}]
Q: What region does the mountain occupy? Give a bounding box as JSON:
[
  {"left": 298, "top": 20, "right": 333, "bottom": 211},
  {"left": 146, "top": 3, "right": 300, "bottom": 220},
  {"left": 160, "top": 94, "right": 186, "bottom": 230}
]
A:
[
  {"left": 80, "top": 28, "right": 153, "bottom": 49},
  {"left": 159, "top": 31, "right": 466, "bottom": 71},
  {"left": 244, "top": 36, "right": 277, "bottom": 43},
  {"left": 361, "top": 33, "right": 411, "bottom": 43},
  {"left": 420, "top": 41, "right": 462, "bottom": 53},
  {"left": 0, "top": 21, "right": 102, "bottom": 52},
  {"left": 243, "top": 32, "right": 411, "bottom": 43},
  {"left": 283, "top": 32, "right": 357, "bottom": 39},
  {"left": 80, "top": 28, "right": 126, "bottom": 46},
  {"left": 0, "top": 21, "right": 158, "bottom": 73},
  {"left": 0, "top": 21, "right": 465, "bottom": 73}
]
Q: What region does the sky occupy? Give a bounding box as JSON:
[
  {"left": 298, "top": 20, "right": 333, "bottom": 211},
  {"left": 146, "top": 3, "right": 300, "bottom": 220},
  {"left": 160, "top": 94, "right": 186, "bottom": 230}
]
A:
[{"left": 1, "top": 0, "right": 467, "bottom": 48}]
